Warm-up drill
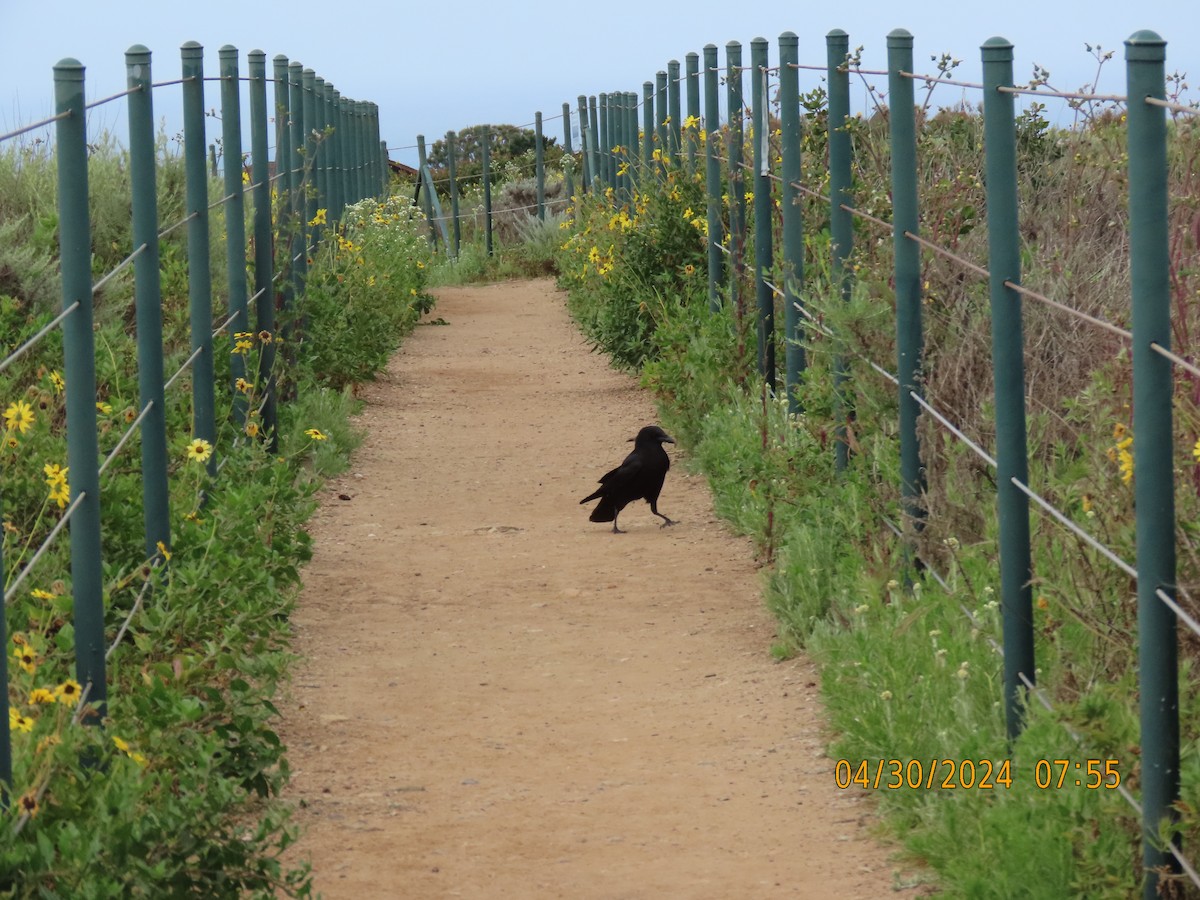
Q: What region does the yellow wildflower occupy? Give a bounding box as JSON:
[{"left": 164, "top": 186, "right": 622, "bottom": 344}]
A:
[
  {"left": 54, "top": 679, "right": 82, "bottom": 706},
  {"left": 4, "top": 400, "right": 34, "bottom": 434},
  {"left": 9, "top": 708, "right": 34, "bottom": 733},
  {"left": 186, "top": 438, "right": 213, "bottom": 463},
  {"left": 13, "top": 645, "right": 37, "bottom": 675},
  {"left": 28, "top": 688, "right": 56, "bottom": 705}
]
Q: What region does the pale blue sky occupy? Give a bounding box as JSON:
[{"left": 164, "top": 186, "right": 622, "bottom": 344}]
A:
[{"left": 2, "top": 1, "right": 1197, "bottom": 167}]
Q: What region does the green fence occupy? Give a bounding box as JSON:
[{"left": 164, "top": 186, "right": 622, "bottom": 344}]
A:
[
  {"left": 0, "top": 41, "right": 386, "bottom": 824},
  {"left": 425, "top": 27, "right": 1197, "bottom": 898}
]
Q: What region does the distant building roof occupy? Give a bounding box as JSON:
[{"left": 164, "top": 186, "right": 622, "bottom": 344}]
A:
[{"left": 388, "top": 159, "right": 419, "bottom": 178}]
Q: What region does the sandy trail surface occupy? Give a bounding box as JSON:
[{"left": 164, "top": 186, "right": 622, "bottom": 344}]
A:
[{"left": 276, "top": 278, "right": 919, "bottom": 898}]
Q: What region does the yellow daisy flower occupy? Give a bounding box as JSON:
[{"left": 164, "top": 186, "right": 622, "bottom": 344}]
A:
[
  {"left": 186, "top": 439, "right": 213, "bottom": 463},
  {"left": 4, "top": 400, "right": 35, "bottom": 434}
]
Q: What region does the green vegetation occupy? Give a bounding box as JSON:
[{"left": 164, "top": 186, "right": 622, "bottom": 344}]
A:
[{"left": 1, "top": 133, "right": 431, "bottom": 895}]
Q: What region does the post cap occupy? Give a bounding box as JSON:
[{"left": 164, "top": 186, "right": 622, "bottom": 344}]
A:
[
  {"left": 1125, "top": 30, "right": 1166, "bottom": 62},
  {"left": 53, "top": 58, "right": 85, "bottom": 80},
  {"left": 981, "top": 36, "right": 1014, "bottom": 62},
  {"left": 887, "top": 28, "right": 914, "bottom": 48}
]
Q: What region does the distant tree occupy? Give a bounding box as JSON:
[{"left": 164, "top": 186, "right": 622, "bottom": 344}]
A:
[{"left": 427, "top": 124, "right": 563, "bottom": 194}]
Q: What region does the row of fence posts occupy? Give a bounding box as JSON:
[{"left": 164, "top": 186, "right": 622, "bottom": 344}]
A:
[
  {"left": 0, "top": 42, "right": 387, "bottom": 807},
  {"left": 558, "top": 28, "right": 1181, "bottom": 897}
]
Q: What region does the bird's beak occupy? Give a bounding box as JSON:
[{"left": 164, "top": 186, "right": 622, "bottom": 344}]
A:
[{"left": 664, "top": 435, "right": 675, "bottom": 443}]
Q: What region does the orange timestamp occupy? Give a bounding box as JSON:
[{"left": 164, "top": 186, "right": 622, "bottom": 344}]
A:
[{"left": 834, "top": 758, "right": 1122, "bottom": 791}]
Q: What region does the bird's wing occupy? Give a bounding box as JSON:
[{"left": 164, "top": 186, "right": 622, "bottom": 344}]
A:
[{"left": 598, "top": 450, "right": 644, "bottom": 485}]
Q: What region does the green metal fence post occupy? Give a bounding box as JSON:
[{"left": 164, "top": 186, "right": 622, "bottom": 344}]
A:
[
  {"left": 727, "top": 40, "right": 745, "bottom": 317},
  {"left": 361, "top": 102, "right": 372, "bottom": 199},
  {"left": 535, "top": 111, "right": 546, "bottom": 220},
  {"left": 887, "top": 29, "right": 926, "bottom": 539},
  {"left": 347, "top": 100, "right": 360, "bottom": 206},
  {"left": 370, "top": 105, "right": 380, "bottom": 197},
  {"left": 182, "top": 43, "right": 217, "bottom": 470},
  {"left": 624, "top": 93, "right": 633, "bottom": 196},
  {"left": 481, "top": 124, "right": 494, "bottom": 255},
  {"left": 221, "top": 46, "right": 250, "bottom": 428},
  {"left": 373, "top": 105, "right": 384, "bottom": 196},
  {"left": 447, "top": 130, "right": 461, "bottom": 256},
  {"left": 598, "top": 93, "right": 610, "bottom": 191},
  {"left": 272, "top": 56, "right": 294, "bottom": 367},
  {"left": 577, "top": 95, "right": 591, "bottom": 190},
  {"left": 313, "top": 74, "right": 328, "bottom": 227},
  {"left": 668, "top": 59, "right": 682, "bottom": 166},
  {"left": 372, "top": 106, "right": 383, "bottom": 197},
  {"left": 336, "top": 92, "right": 351, "bottom": 209},
  {"left": 301, "top": 68, "right": 318, "bottom": 233},
  {"left": 828, "top": 29, "right": 854, "bottom": 472},
  {"left": 704, "top": 44, "right": 724, "bottom": 313},
  {"left": 642, "top": 82, "right": 655, "bottom": 175},
  {"left": 613, "top": 93, "right": 627, "bottom": 199},
  {"left": 685, "top": 51, "right": 700, "bottom": 173},
  {"left": 54, "top": 57, "right": 106, "bottom": 723},
  {"left": 982, "top": 36, "right": 1036, "bottom": 740},
  {"left": 1126, "top": 29, "right": 1181, "bottom": 897},
  {"left": 751, "top": 37, "right": 774, "bottom": 388},
  {"left": 626, "top": 92, "right": 640, "bottom": 190},
  {"left": 779, "top": 31, "right": 804, "bottom": 414},
  {"left": 416, "top": 134, "right": 437, "bottom": 249},
  {"left": 655, "top": 70, "right": 668, "bottom": 174},
  {"left": 562, "top": 102, "right": 576, "bottom": 200},
  {"left": 248, "top": 49, "right": 278, "bottom": 452},
  {"left": 126, "top": 45, "right": 172, "bottom": 562},
  {"left": 587, "top": 95, "right": 600, "bottom": 190},
  {"left": 287, "top": 61, "right": 307, "bottom": 305},
  {"left": 351, "top": 99, "right": 362, "bottom": 205},
  {"left": 328, "top": 87, "right": 343, "bottom": 221}
]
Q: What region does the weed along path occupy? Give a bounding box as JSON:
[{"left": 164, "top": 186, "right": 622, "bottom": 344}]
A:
[{"left": 277, "top": 277, "right": 920, "bottom": 898}]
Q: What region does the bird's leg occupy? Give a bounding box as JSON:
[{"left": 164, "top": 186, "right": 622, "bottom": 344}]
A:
[
  {"left": 650, "top": 502, "right": 676, "bottom": 527},
  {"left": 611, "top": 512, "right": 625, "bottom": 534}
]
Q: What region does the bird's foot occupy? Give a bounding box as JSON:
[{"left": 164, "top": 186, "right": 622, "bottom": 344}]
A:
[
  {"left": 611, "top": 525, "right": 626, "bottom": 534},
  {"left": 658, "top": 517, "right": 677, "bottom": 528}
]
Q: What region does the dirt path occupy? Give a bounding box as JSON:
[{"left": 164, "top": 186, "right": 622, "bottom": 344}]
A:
[{"left": 277, "top": 278, "right": 919, "bottom": 898}]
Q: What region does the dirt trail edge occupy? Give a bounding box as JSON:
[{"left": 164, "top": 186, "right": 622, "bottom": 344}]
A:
[{"left": 278, "top": 278, "right": 920, "bottom": 899}]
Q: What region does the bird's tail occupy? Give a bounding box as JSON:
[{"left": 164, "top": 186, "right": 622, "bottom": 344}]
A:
[
  {"left": 579, "top": 487, "right": 603, "bottom": 505},
  {"left": 587, "top": 497, "right": 617, "bottom": 522}
]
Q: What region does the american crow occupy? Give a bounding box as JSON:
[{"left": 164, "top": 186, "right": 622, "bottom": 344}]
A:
[{"left": 580, "top": 425, "right": 676, "bottom": 533}]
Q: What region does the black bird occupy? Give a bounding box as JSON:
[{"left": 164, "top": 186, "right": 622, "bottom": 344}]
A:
[{"left": 580, "top": 425, "right": 676, "bottom": 534}]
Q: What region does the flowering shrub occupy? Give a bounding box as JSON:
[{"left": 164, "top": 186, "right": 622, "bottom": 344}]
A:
[
  {"left": 299, "top": 196, "right": 434, "bottom": 390},
  {"left": 556, "top": 141, "right": 709, "bottom": 371}
]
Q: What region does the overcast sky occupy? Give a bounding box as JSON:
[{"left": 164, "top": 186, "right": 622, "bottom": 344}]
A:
[{"left": 2, "top": 1, "right": 1197, "bottom": 168}]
